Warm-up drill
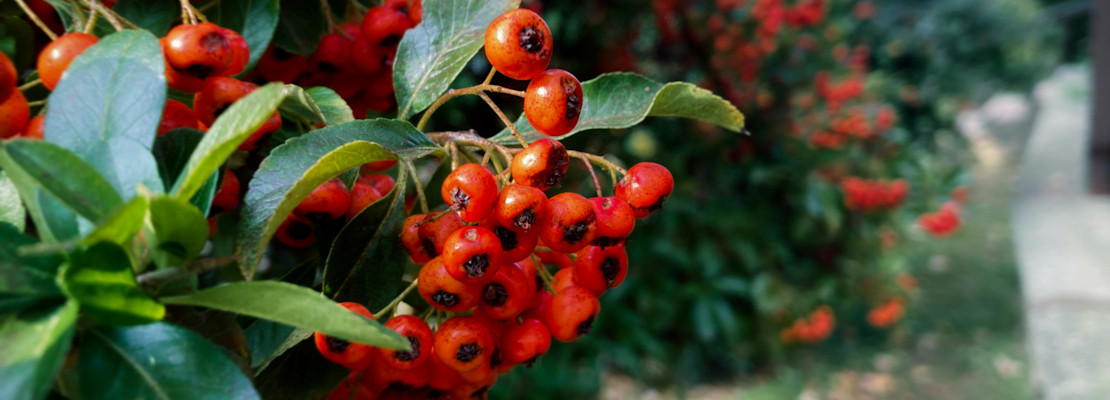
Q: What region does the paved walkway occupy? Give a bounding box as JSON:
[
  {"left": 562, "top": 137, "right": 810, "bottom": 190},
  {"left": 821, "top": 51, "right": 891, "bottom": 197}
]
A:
[{"left": 1013, "top": 66, "right": 1110, "bottom": 399}]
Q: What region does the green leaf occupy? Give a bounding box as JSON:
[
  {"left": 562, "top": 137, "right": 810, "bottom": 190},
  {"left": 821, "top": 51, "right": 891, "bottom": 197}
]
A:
[
  {"left": 209, "top": 0, "right": 281, "bottom": 72},
  {"left": 113, "top": 0, "right": 178, "bottom": 36},
  {"left": 254, "top": 337, "right": 348, "bottom": 400},
  {"left": 270, "top": 0, "right": 326, "bottom": 56},
  {"left": 61, "top": 242, "right": 165, "bottom": 325},
  {"left": 305, "top": 86, "right": 355, "bottom": 125},
  {"left": 324, "top": 173, "right": 409, "bottom": 309},
  {"left": 0, "top": 300, "right": 78, "bottom": 400},
  {"left": 148, "top": 196, "right": 208, "bottom": 267},
  {"left": 151, "top": 128, "right": 219, "bottom": 215},
  {"left": 44, "top": 29, "right": 166, "bottom": 197},
  {"left": 0, "top": 224, "right": 63, "bottom": 311},
  {"left": 0, "top": 171, "right": 24, "bottom": 232},
  {"left": 0, "top": 139, "right": 123, "bottom": 223},
  {"left": 82, "top": 195, "right": 148, "bottom": 248},
  {"left": 161, "top": 281, "right": 408, "bottom": 349},
  {"left": 236, "top": 119, "right": 439, "bottom": 278},
  {"left": 0, "top": 16, "right": 35, "bottom": 72},
  {"left": 277, "top": 86, "right": 327, "bottom": 126},
  {"left": 692, "top": 299, "right": 716, "bottom": 343},
  {"left": 79, "top": 322, "right": 260, "bottom": 399},
  {"left": 394, "top": 0, "right": 520, "bottom": 119},
  {"left": 492, "top": 73, "right": 745, "bottom": 144},
  {"left": 244, "top": 320, "right": 301, "bottom": 370}
]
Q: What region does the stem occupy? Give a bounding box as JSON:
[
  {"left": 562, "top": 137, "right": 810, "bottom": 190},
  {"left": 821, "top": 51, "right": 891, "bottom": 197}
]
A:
[
  {"left": 579, "top": 154, "right": 603, "bottom": 197},
  {"left": 478, "top": 92, "right": 528, "bottom": 147},
  {"left": 26, "top": 100, "right": 46, "bottom": 107},
  {"left": 415, "top": 84, "right": 526, "bottom": 131},
  {"left": 18, "top": 79, "right": 41, "bottom": 92},
  {"left": 14, "top": 0, "right": 58, "bottom": 40},
  {"left": 83, "top": 8, "right": 99, "bottom": 33},
  {"left": 482, "top": 68, "right": 497, "bottom": 85},
  {"left": 139, "top": 256, "right": 239, "bottom": 292},
  {"left": 321, "top": 0, "right": 342, "bottom": 36},
  {"left": 426, "top": 131, "right": 514, "bottom": 166},
  {"left": 449, "top": 142, "right": 459, "bottom": 170},
  {"left": 373, "top": 279, "right": 419, "bottom": 320},
  {"left": 405, "top": 160, "right": 429, "bottom": 214},
  {"left": 178, "top": 0, "right": 207, "bottom": 23},
  {"left": 87, "top": 0, "right": 123, "bottom": 31},
  {"left": 569, "top": 150, "right": 628, "bottom": 176}
]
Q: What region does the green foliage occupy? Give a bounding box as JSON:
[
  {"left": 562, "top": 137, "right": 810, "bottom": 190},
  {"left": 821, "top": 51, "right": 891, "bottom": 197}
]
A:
[{"left": 0, "top": 300, "right": 78, "bottom": 400}]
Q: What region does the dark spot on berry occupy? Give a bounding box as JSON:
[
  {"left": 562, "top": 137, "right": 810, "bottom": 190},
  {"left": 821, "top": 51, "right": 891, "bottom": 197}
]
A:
[
  {"left": 561, "top": 220, "right": 591, "bottom": 244},
  {"left": 494, "top": 226, "right": 518, "bottom": 252},
  {"left": 455, "top": 342, "right": 481, "bottom": 363},
  {"left": 592, "top": 236, "right": 623, "bottom": 248},
  {"left": 180, "top": 64, "right": 215, "bottom": 79},
  {"left": 518, "top": 26, "right": 545, "bottom": 54},
  {"left": 565, "top": 94, "right": 581, "bottom": 120},
  {"left": 489, "top": 348, "right": 502, "bottom": 368},
  {"left": 432, "top": 290, "right": 459, "bottom": 307},
  {"left": 450, "top": 187, "right": 471, "bottom": 211},
  {"left": 525, "top": 355, "right": 540, "bottom": 367},
  {"left": 273, "top": 48, "right": 293, "bottom": 61},
  {"left": 646, "top": 194, "right": 669, "bottom": 214},
  {"left": 483, "top": 283, "right": 508, "bottom": 307},
  {"left": 387, "top": 381, "right": 414, "bottom": 391},
  {"left": 601, "top": 257, "right": 620, "bottom": 286},
  {"left": 513, "top": 209, "right": 536, "bottom": 230},
  {"left": 200, "top": 31, "right": 230, "bottom": 52},
  {"left": 287, "top": 220, "right": 313, "bottom": 240},
  {"left": 462, "top": 254, "right": 490, "bottom": 278},
  {"left": 538, "top": 146, "right": 569, "bottom": 188},
  {"left": 380, "top": 34, "right": 402, "bottom": 47},
  {"left": 316, "top": 62, "right": 341, "bottom": 74},
  {"left": 421, "top": 237, "right": 438, "bottom": 257},
  {"left": 325, "top": 336, "right": 350, "bottom": 353},
  {"left": 469, "top": 386, "right": 490, "bottom": 399},
  {"left": 576, "top": 315, "right": 595, "bottom": 335},
  {"left": 535, "top": 275, "right": 544, "bottom": 292},
  {"left": 212, "top": 104, "right": 231, "bottom": 121},
  {"left": 426, "top": 389, "right": 446, "bottom": 399},
  {"left": 393, "top": 335, "right": 421, "bottom": 362}
]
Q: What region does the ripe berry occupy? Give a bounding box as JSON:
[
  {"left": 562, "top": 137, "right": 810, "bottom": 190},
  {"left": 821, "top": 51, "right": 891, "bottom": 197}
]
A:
[
  {"left": 433, "top": 316, "right": 495, "bottom": 372},
  {"left": 22, "top": 115, "right": 44, "bottom": 140},
  {"left": 0, "top": 91, "right": 30, "bottom": 139},
  {"left": 163, "top": 22, "right": 234, "bottom": 81},
  {"left": 495, "top": 184, "right": 548, "bottom": 232},
  {"left": 358, "top": 173, "right": 396, "bottom": 194},
  {"left": 275, "top": 214, "right": 316, "bottom": 248},
  {"left": 350, "top": 38, "right": 386, "bottom": 75},
  {"left": 401, "top": 214, "right": 435, "bottom": 263},
  {"left": 589, "top": 196, "right": 635, "bottom": 247},
  {"left": 426, "top": 348, "right": 467, "bottom": 392},
  {"left": 361, "top": 159, "right": 398, "bottom": 172},
  {"left": 443, "top": 226, "right": 504, "bottom": 284},
  {"left": 538, "top": 192, "right": 596, "bottom": 253},
  {"left": 417, "top": 211, "right": 465, "bottom": 256},
  {"left": 37, "top": 33, "right": 99, "bottom": 90},
  {"left": 407, "top": 0, "right": 423, "bottom": 24},
  {"left": 293, "top": 178, "right": 351, "bottom": 220},
  {"left": 500, "top": 319, "right": 551, "bottom": 366},
  {"left": 534, "top": 248, "right": 573, "bottom": 270},
  {"left": 573, "top": 244, "right": 628, "bottom": 294},
  {"left": 484, "top": 9, "right": 552, "bottom": 80},
  {"left": 164, "top": 61, "right": 207, "bottom": 93},
  {"left": 523, "top": 69, "right": 583, "bottom": 137},
  {"left": 256, "top": 46, "right": 309, "bottom": 83},
  {"left": 310, "top": 32, "right": 354, "bottom": 76},
  {"left": 324, "top": 373, "right": 378, "bottom": 400},
  {"left": 222, "top": 28, "right": 250, "bottom": 76},
  {"left": 377, "top": 315, "right": 434, "bottom": 370},
  {"left": 210, "top": 171, "right": 240, "bottom": 215},
  {"left": 366, "top": 358, "right": 430, "bottom": 392},
  {"left": 511, "top": 138, "right": 568, "bottom": 190},
  {"left": 417, "top": 256, "right": 481, "bottom": 312},
  {"left": 313, "top": 302, "right": 375, "bottom": 368},
  {"left": 192, "top": 77, "right": 282, "bottom": 150},
  {"left": 480, "top": 216, "right": 539, "bottom": 263},
  {"left": 346, "top": 178, "right": 384, "bottom": 220},
  {"left": 441, "top": 163, "right": 498, "bottom": 222},
  {"left": 362, "top": 6, "right": 412, "bottom": 48},
  {"left": 0, "top": 52, "right": 16, "bottom": 102},
  {"left": 158, "top": 100, "right": 200, "bottom": 136},
  {"left": 544, "top": 285, "right": 600, "bottom": 342},
  {"left": 477, "top": 260, "right": 537, "bottom": 319},
  {"left": 615, "top": 162, "right": 674, "bottom": 218}
]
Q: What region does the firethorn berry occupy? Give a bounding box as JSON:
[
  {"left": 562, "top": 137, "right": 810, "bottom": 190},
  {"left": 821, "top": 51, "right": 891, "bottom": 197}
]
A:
[
  {"left": 275, "top": 214, "right": 316, "bottom": 248},
  {"left": 294, "top": 178, "right": 351, "bottom": 220},
  {"left": 551, "top": 267, "right": 577, "bottom": 293},
  {"left": 544, "top": 285, "right": 600, "bottom": 342},
  {"left": 443, "top": 226, "right": 504, "bottom": 284},
  {"left": 361, "top": 159, "right": 398, "bottom": 172},
  {"left": 362, "top": 6, "right": 411, "bottom": 48},
  {"left": 573, "top": 244, "right": 629, "bottom": 295},
  {"left": 495, "top": 184, "right": 548, "bottom": 233},
  {"left": 377, "top": 315, "right": 434, "bottom": 370},
  {"left": 417, "top": 211, "right": 465, "bottom": 255},
  {"left": 534, "top": 248, "right": 573, "bottom": 270},
  {"left": 311, "top": 32, "right": 354, "bottom": 75},
  {"left": 484, "top": 9, "right": 553, "bottom": 80},
  {"left": 324, "top": 373, "right": 377, "bottom": 400},
  {"left": 0, "top": 91, "right": 30, "bottom": 139},
  {"left": 500, "top": 319, "right": 551, "bottom": 366},
  {"left": 163, "top": 61, "right": 207, "bottom": 93},
  {"left": 433, "top": 316, "right": 495, "bottom": 372},
  {"left": 480, "top": 216, "right": 539, "bottom": 263},
  {"left": 314, "top": 302, "right": 375, "bottom": 368},
  {"left": 511, "top": 138, "right": 569, "bottom": 190},
  {"left": 357, "top": 173, "right": 396, "bottom": 194},
  {"left": 222, "top": 28, "right": 250, "bottom": 76},
  {"left": 206, "top": 217, "right": 218, "bottom": 239},
  {"left": 523, "top": 69, "right": 583, "bottom": 137},
  {"left": 256, "top": 46, "right": 309, "bottom": 83},
  {"left": 351, "top": 38, "right": 387, "bottom": 75},
  {"left": 162, "top": 22, "right": 234, "bottom": 80},
  {"left": 426, "top": 349, "right": 467, "bottom": 392},
  {"left": 22, "top": 115, "right": 44, "bottom": 140},
  {"left": 407, "top": 0, "right": 423, "bottom": 24},
  {"left": 401, "top": 214, "right": 435, "bottom": 263},
  {"left": 157, "top": 100, "right": 200, "bottom": 136},
  {"left": 366, "top": 359, "right": 430, "bottom": 392},
  {"left": 0, "top": 52, "right": 15, "bottom": 102},
  {"left": 417, "top": 256, "right": 481, "bottom": 312},
  {"left": 192, "top": 77, "right": 282, "bottom": 150},
  {"left": 210, "top": 171, "right": 240, "bottom": 215},
  {"left": 346, "top": 179, "right": 384, "bottom": 220},
  {"left": 538, "top": 192, "right": 596, "bottom": 253},
  {"left": 37, "top": 33, "right": 99, "bottom": 90},
  {"left": 589, "top": 196, "right": 635, "bottom": 247},
  {"left": 478, "top": 261, "right": 537, "bottom": 319},
  {"left": 441, "top": 163, "right": 498, "bottom": 222},
  {"left": 615, "top": 162, "right": 675, "bottom": 218}
]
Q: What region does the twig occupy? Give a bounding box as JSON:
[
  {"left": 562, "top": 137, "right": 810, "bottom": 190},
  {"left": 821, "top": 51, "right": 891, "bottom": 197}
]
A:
[
  {"left": 569, "top": 150, "right": 628, "bottom": 176},
  {"left": 139, "top": 256, "right": 240, "bottom": 292},
  {"left": 580, "top": 154, "right": 603, "bottom": 197},
  {"left": 373, "top": 279, "right": 419, "bottom": 320},
  {"left": 478, "top": 92, "right": 528, "bottom": 147},
  {"left": 405, "top": 160, "right": 429, "bottom": 214},
  {"left": 415, "top": 84, "right": 526, "bottom": 131},
  {"left": 83, "top": 7, "right": 99, "bottom": 33},
  {"left": 14, "top": 0, "right": 58, "bottom": 40},
  {"left": 482, "top": 68, "right": 497, "bottom": 85},
  {"left": 18, "top": 79, "right": 41, "bottom": 92},
  {"left": 88, "top": 0, "right": 123, "bottom": 31}
]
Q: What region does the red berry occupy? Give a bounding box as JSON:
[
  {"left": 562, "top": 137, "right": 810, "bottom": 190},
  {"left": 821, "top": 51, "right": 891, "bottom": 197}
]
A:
[
  {"left": 401, "top": 214, "right": 435, "bottom": 263},
  {"left": 293, "top": 178, "right": 351, "bottom": 220},
  {"left": 157, "top": 100, "right": 200, "bottom": 136},
  {"left": 480, "top": 216, "right": 539, "bottom": 263},
  {"left": 275, "top": 214, "right": 316, "bottom": 248},
  {"left": 441, "top": 163, "right": 498, "bottom": 222},
  {"left": 589, "top": 196, "right": 635, "bottom": 247},
  {"left": 407, "top": 0, "right": 423, "bottom": 25},
  {"left": 534, "top": 248, "right": 573, "bottom": 270},
  {"left": 523, "top": 69, "right": 583, "bottom": 137},
  {"left": 615, "top": 162, "right": 674, "bottom": 218},
  {"left": 544, "top": 285, "right": 600, "bottom": 342},
  {"left": 192, "top": 77, "right": 282, "bottom": 150},
  {"left": 221, "top": 28, "right": 250, "bottom": 76},
  {"left": 426, "top": 348, "right": 467, "bottom": 392},
  {"left": 377, "top": 315, "right": 434, "bottom": 370},
  {"left": 324, "top": 373, "right": 377, "bottom": 400},
  {"left": 346, "top": 178, "right": 384, "bottom": 220},
  {"left": 310, "top": 32, "right": 354, "bottom": 75},
  {"left": 365, "top": 354, "right": 431, "bottom": 391},
  {"left": 573, "top": 244, "right": 628, "bottom": 294},
  {"left": 37, "top": 33, "right": 99, "bottom": 91},
  {"left": 0, "top": 91, "right": 30, "bottom": 139},
  {"left": 357, "top": 173, "right": 396, "bottom": 194},
  {"left": 495, "top": 184, "right": 548, "bottom": 233},
  {"left": 417, "top": 256, "right": 481, "bottom": 312},
  {"left": 433, "top": 316, "right": 495, "bottom": 372},
  {"left": 21, "top": 115, "right": 44, "bottom": 140},
  {"left": 477, "top": 260, "right": 537, "bottom": 320},
  {"left": 210, "top": 170, "right": 240, "bottom": 215},
  {"left": 0, "top": 51, "right": 16, "bottom": 102},
  {"left": 164, "top": 59, "right": 207, "bottom": 93},
  {"left": 484, "top": 9, "right": 552, "bottom": 80},
  {"left": 537, "top": 192, "right": 596, "bottom": 253},
  {"left": 313, "top": 302, "right": 375, "bottom": 369},
  {"left": 256, "top": 46, "right": 309, "bottom": 83},
  {"left": 163, "top": 23, "right": 234, "bottom": 81},
  {"left": 361, "top": 159, "right": 398, "bottom": 172},
  {"left": 417, "top": 211, "right": 465, "bottom": 256},
  {"left": 511, "top": 138, "right": 568, "bottom": 190},
  {"left": 361, "top": 6, "right": 412, "bottom": 48},
  {"left": 500, "top": 319, "right": 551, "bottom": 366},
  {"left": 443, "top": 226, "right": 504, "bottom": 284}
]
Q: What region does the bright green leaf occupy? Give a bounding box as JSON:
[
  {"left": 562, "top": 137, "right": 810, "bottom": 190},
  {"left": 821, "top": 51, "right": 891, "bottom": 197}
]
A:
[
  {"left": 0, "top": 139, "right": 123, "bottom": 223},
  {"left": 305, "top": 86, "right": 355, "bottom": 125},
  {"left": 61, "top": 242, "right": 165, "bottom": 325},
  {"left": 0, "top": 171, "right": 24, "bottom": 232},
  {"left": 148, "top": 196, "right": 208, "bottom": 267},
  {"left": 113, "top": 0, "right": 178, "bottom": 36},
  {"left": 209, "top": 0, "right": 281, "bottom": 72},
  {"left": 151, "top": 128, "right": 219, "bottom": 215},
  {"left": 82, "top": 195, "right": 149, "bottom": 248},
  {"left": 0, "top": 300, "right": 78, "bottom": 400}
]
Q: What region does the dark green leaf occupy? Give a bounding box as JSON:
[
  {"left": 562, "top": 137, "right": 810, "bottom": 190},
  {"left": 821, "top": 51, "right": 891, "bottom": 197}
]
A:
[
  {"left": 254, "top": 336, "right": 348, "bottom": 400},
  {"left": 244, "top": 319, "right": 301, "bottom": 370},
  {"left": 0, "top": 139, "right": 123, "bottom": 223},
  {"left": 0, "top": 224, "right": 63, "bottom": 302},
  {"left": 0, "top": 300, "right": 78, "bottom": 400},
  {"left": 277, "top": 86, "right": 327, "bottom": 126},
  {"left": 270, "top": 0, "right": 326, "bottom": 56},
  {"left": 692, "top": 299, "right": 716, "bottom": 343},
  {"left": 113, "top": 0, "right": 178, "bottom": 36},
  {"left": 492, "top": 73, "right": 745, "bottom": 144},
  {"left": 151, "top": 128, "right": 220, "bottom": 215},
  {"left": 148, "top": 196, "right": 208, "bottom": 267},
  {"left": 79, "top": 322, "right": 260, "bottom": 399},
  {"left": 161, "top": 281, "right": 408, "bottom": 349},
  {"left": 0, "top": 171, "right": 24, "bottom": 231},
  {"left": 394, "top": 0, "right": 520, "bottom": 119},
  {"left": 306, "top": 86, "right": 354, "bottom": 125},
  {"left": 236, "top": 119, "right": 439, "bottom": 277},
  {"left": 61, "top": 242, "right": 165, "bottom": 325},
  {"left": 208, "top": 0, "right": 281, "bottom": 72},
  {"left": 44, "top": 30, "right": 166, "bottom": 197},
  {"left": 0, "top": 17, "right": 35, "bottom": 71}
]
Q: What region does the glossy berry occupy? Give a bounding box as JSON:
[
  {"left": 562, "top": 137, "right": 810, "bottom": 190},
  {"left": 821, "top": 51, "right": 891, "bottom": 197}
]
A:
[
  {"left": 310, "top": 33, "right": 353, "bottom": 75},
  {"left": 495, "top": 184, "right": 548, "bottom": 233},
  {"left": 362, "top": 6, "right": 412, "bottom": 48},
  {"left": 163, "top": 60, "right": 207, "bottom": 93},
  {"left": 484, "top": 9, "right": 552, "bottom": 80},
  {"left": 589, "top": 196, "right": 635, "bottom": 247},
  {"left": 361, "top": 159, "right": 398, "bottom": 172},
  {"left": 441, "top": 163, "right": 498, "bottom": 222},
  {"left": 38, "top": 33, "right": 99, "bottom": 91},
  {"left": 256, "top": 46, "right": 309, "bottom": 83},
  {"left": 538, "top": 192, "right": 596, "bottom": 253},
  {"left": 365, "top": 358, "right": 430, "bottom": 393},
  {"left": 0, "top": 91, "right": 30, "bottom": 139},
  {"left": 434, "top": 316, "right": 495, "bottom": 372},
  {"left": 481, "top": 216, "right": 539, "bottom": 263},
  {"left": 511, "top": 138, "right": 568, "bottom": 190},
  {"left": 500, "top": 319, "right": 551, "bottom": 366},
  {"left": 275, "top": 214, "right": 316, "bottom": 248},
  {"left": 162, "top": 22, "right": 233, "bottom": 80},
  {"left": 401, "top": 214, "right": 435, "bottom": 263},
  {"left": 377, "top": 315, "right": 434, "bottom": 370},
  {"left": 22, "top": 115, "right": 44, "bottom": 140},
  {"left": 524, "top": 69, "right": 583, "bottom": 137},
  {"left": 426, "top": 349, "right": 467, "bottom": 392},
  {"left": 351, "top": 38, "right": 387, "bottom": 75},
  {"left": 443, "top": 226, "right": 504, "bottom": 284},
  {"left": 158, "top": 100, "right": 200, "bottom": 136},
  {"left": 573, "top": 244, "right": 628, "bottom": 294},
  {"left": 210, "top": 171, "right": 240, "bottom": 215},
  {"left": 615, "top": 162, "right": 674, "bottom": 218},
  {"left": 346, "top": 178, "right": 384, "bottom": 220},
  {"left": 407, "top": 0, "right": 424, "bottom": 24},
  {"left": 222, "top": 28, "right": 250, "bottom": 76},
  {"left": 357, "top": 173, "right": 396, "bottom": 195},
  {"left": 0, "top": 52, "right": 16, "bottom": 102},
  {"left": 417, "top": 256, "right": 481, "bottom": 312},
  {"left": 478, "top": 260, "right": 537, "bottom": 319},
  {"left": 544, "top": 285, "right": 600, "bottom": 342},
  {"left": 294, "top": 178, "right": 351, "bottom": 220},
  {"left": 193, "top": 77, "right": 282, "bottom": 150},
  {"left": 534, "top": 248, "right": 574, "bottom": 270},
  {"left": 314, "top": 302, "right": 375, "bottom": 368},
  {"left": 417, "top": 211, "right": 465, "bottom": 256}
]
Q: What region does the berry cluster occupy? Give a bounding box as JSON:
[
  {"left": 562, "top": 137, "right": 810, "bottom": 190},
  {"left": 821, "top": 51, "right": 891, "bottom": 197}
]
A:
[
  {"left": 0, "top": 52, "right": 29, "bottom": 139},
  {"left": 274, "top": 170, "right": 397, "bottom": 248},
  {"left": 866, "top": 298, "right": 904, "bottom": 328},
  {"left": 779, "top": 306, "right": 835, "bottom": 344},
  {"left": 839, "top": 177, "right": 907, "bottom": 211},
  {"left": 918, "top": 202, "right": 961, "bottom": 238}
]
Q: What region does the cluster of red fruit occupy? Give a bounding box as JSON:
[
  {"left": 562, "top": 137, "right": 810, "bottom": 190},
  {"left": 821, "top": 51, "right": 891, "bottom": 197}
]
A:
[
  {"left": 918, "top": 202, "right": 961, "bottom": 238},
  {"left": 839, "top": 177, "right": 908, "bottom": 211},
  {"left": 0, "top": 52, "right": 30, "bottom": 139},
  {"left": 780, "top": 306, "right": 835, "bottom": 344},
  {"left": 866, "top": 297, "right": 905, "bottom": 328}
]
